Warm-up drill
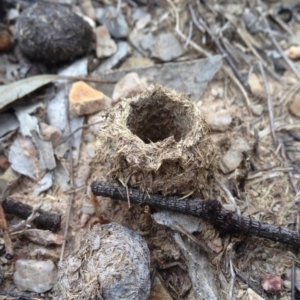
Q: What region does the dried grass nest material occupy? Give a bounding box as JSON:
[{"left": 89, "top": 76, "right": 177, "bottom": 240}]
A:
[
  {"left": 95, "top": 84, "right": 218, "bottom": 196},
  {"left": 53, "top": 223, "right": 151, "bottom": 300}
]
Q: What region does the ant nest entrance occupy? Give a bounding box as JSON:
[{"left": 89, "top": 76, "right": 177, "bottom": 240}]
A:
[
  {"left": 95, "top": 85, "right": 218, "bottom": 197},
  {"left": 126, "top": 95, "right": 193, "bottom": 144}
]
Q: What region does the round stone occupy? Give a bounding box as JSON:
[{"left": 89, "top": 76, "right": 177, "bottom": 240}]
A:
[{"left": 16, "top": 2, "right": 93, "bottom": 65}]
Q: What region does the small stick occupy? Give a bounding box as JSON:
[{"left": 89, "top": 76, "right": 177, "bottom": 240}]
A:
[
  {"left": 258, "top": 62, "right": 278, "bottom": 149},
  {"left": 260, "top": 16, "right": 300, "bottom": 80},
  {"left": 228, "top": 258, "right": 236, "bottom": 300},
  {"left": 2, "top": 197, "right": 61, "bottom": 232},
  {"left": 58, "top": 120, "right": 105, "bottom": 145},
  {"left": 189, "top": 4, "right": 247, "bottom": 90},
  {"left": 184, "top": 21, "right": 193, "bottom": 49},
  {"left": 9, "top": 204, "right": 41, "bottom": 234},
  {"left": 165, "top": 0, "right": 252, "bottom": 115},
  {"left": 60, "top": 93, "right": 76, "bottom": 263},
  {"left": 91, "top": 181, "right": 300, "bottom": 248},
  {"left": 235, "top": 267, "right": 268, "bottom": 299}
]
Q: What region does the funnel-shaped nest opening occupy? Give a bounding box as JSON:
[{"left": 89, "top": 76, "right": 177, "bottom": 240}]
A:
[
  {"left": 95, "top": 85, "right": 218, "bottom": 197},
  {"left": 126, "top": 91, "right": 193, "bottom": 143}
]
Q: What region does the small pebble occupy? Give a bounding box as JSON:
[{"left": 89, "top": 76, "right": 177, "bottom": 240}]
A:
[
  {"left": 285, "top": 45, "right": 300, "bottom": 60},
  {"left": 79, "top": 213, "right": 91, "bottom": 228},
  {"left": 121, "top": 57, "right": 154, "bottom": 69},
  {"left": 39, "top": 123, "right": 62, "bottom": 148},
  {"left": 0, "top": 30, "right": 12, "bottom": 52},
  {"left": 247, "top": 288, "right": 264, "bottom": 300},
  {"left": 289, "top": 93, "right": 300, "bottom": 117},
  {"left": 97, "top": 41, "right": 131, "bottom": 73},
  {"left": 0, "top": 155, "right": 9, "bottom": 171},
  {"left": 205, "top": 109, "right": 232, "bottom": 132},
  {"left": 248, "top": 73, "right": 265, "bottom": 99},
  {"left": 96, "top": 6, "right": 129, "bottom": 38},
  {"left": 151, "top": 32, "right": 184, "bottom": 62},
  {"left": 79, "top": 0, "right": 96, "bottom": 20},
  {"left": 16, "top": 2, "right": 93, "bottom": 64},
  {"left": 112, "top": 72, "right": 147, "bottom": 103},
  {"left": 69, "top": 81, "right": 111, "bottom": 116},
  {"left": 81, "top": 204, "right": 95, "bottom": 215},
  {"left": 251, "top": 104, "right": 264, "bottom": 116},
  {"left": 86, "top": 143, "right": 96, "bottom": 158},
  {"left": 14, "top": 259, "right": 57, "bottom": 293},
  {"left": 95, "top": 25, "right": 117, "bottom": 58},
  {"left": 219, "top": 138, "right": 250, "bottom": 174},
  {"left": 129, "top": 29, "right": 154, "bottom": 56}
]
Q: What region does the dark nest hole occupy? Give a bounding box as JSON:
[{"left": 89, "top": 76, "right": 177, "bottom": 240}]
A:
[{"left": 126, "top": 94, "right": 194, "bottom": 144}]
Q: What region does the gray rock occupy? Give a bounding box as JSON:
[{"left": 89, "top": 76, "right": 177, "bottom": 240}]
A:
[
  {"left": 16, "top": 2, "right": 93, "bottom": 65},
  {"left": 14, "top": 259, "right": 57, "bottom": 293},
  {"left": 96, "top": 6, "right": 129, "bottom": 38},
  {"left": 97, "top": 41, "right": 131, "bottom": 73},
  {"left": 151, "top": 33, "right": 184, "bottom": 62},
  {"left": 129, "top": 29, "right": 154, "bottom": 56}
]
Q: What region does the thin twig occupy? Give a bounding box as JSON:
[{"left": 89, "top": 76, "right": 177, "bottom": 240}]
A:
[
  {"left": 165, "top": 0, "right": 252, "bottom": 114},
  {"left": 215, "top": 176, "right": 240, "bottom": 215},
  {"left": 60, "top": 90, "right": 76, "bottom": 263},
  {"left": 58, "top": 120, "right": 105, "bottom": 145},
  {"left": 258, "top": 62, "right": 278, "bottom": 148},
  {"left": 9, "top": 204, "right": 41, "bottom": 234},
  {"left": 207, "top": 5, "right": 284, "bottom": 84},
  {"left": 173, "top": 221, "right": 213, "bottom": 254},
  {"left": 235, "top": 267, "right": 268, "bottom": 299},
  {"left": 184, "top": 21, "right": 193, "bottom": 49},
  {"left": 3, "top": 197, "right": 60, "bottom": 232},
  {"left": 260, "top": 16, "right": 300, "bottom": 79},
  {"left": 228, "top": 258, "right": 236, "bottom": 300},
  {"left": 189, "top": 4, "right": 247, "bottom": 90},
  {"left": 188, "top": 4, "right": 205, "bottom": 33},
  {"left": 58, "top": 75, "right": 116, "bottom": 84},
  {"left": 291, "top": 259, "right": 296, "bottom": 300}
]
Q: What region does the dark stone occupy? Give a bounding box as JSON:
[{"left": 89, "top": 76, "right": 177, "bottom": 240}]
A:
[{"left": 16, "top": 2, "right": 93, "bottom": 65}]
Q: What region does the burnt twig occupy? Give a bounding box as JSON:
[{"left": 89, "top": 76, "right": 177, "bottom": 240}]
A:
[
  {"left": 3, "top": 197, "right": 61, "bottom": 232},
  {"left": 91, "top": 181, "right": 300, "bottom": 248}
]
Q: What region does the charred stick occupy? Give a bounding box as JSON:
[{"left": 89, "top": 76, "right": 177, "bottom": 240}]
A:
[
  {"left": 3, "top": 197, "right": 61, "bottom": 232},
  {"left": 91, "top": 181, "right": 300, "bottom": 248}
]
